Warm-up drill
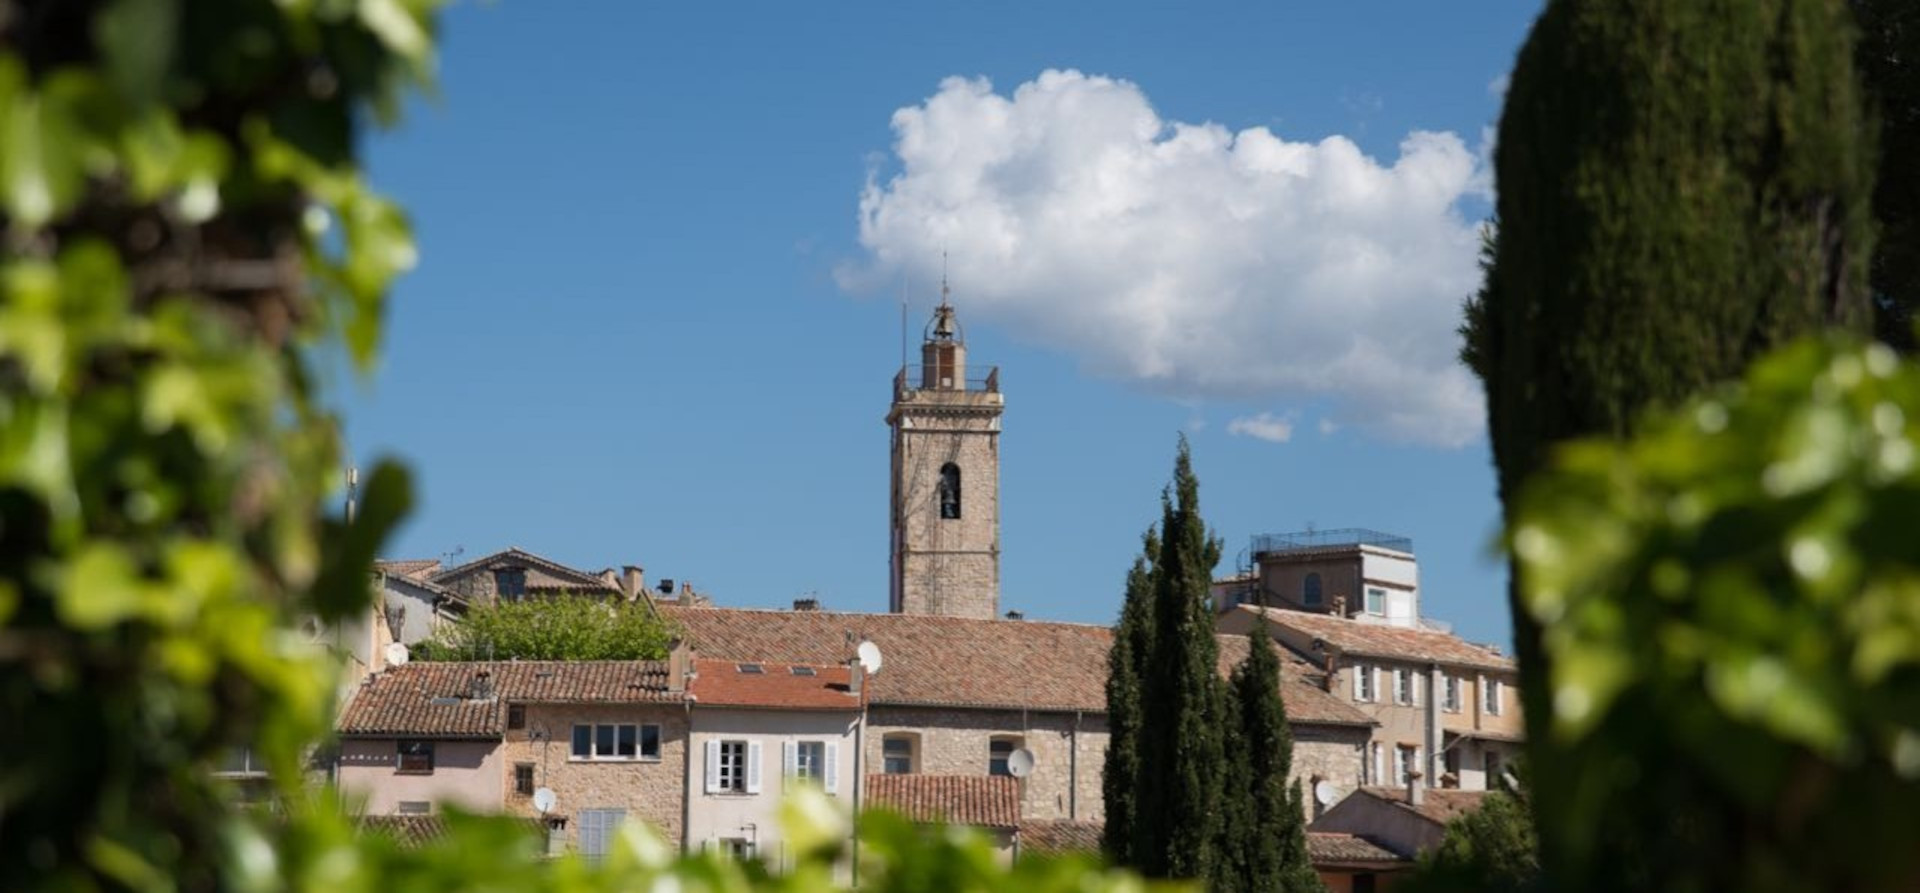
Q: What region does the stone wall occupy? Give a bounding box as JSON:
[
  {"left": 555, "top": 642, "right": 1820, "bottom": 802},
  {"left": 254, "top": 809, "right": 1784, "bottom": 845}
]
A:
[
  {"left": 501, "top": 703, "right": 689, "bottom": 849},
  {"left": 1291, "top": 725, "right": 1371, "bottom": 821},
  {"left": 890, "top": 387, "right": 1002, "bottom": 620},
  {"left": 864, "top": 707, "right": 1107, "bottom": 823}
]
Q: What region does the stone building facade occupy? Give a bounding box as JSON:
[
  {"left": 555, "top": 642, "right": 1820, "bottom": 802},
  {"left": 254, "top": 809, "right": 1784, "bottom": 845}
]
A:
[
  {"left": 888, "top": 298, "right": 1003, "bottom": 620},
  {"left": 499, "top": 701, "right": 690, "bottom": 851}
]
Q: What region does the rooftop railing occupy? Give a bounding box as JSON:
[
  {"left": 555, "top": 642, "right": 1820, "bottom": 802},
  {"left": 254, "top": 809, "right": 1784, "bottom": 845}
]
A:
[
  {"left": 1250, "top": 528, "right": 1413, "bottom": 556},
  {"left": 894, "top": 365, "right": 1000, "bottom": 400}
]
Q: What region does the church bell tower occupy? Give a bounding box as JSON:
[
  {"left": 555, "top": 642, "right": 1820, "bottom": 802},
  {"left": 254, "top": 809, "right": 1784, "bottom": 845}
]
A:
[{"left": 887, "top": 285, "right": 1002, "bottom": 619}]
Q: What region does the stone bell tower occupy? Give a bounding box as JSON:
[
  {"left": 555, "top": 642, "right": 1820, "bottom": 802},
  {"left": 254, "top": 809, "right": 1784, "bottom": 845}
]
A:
[{"left": 887, "top": 285, "right": 1002, "bottom": 619}]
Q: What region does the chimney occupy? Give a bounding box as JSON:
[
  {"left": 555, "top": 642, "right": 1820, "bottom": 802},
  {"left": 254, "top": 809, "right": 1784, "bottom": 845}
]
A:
[
  {"left": 667, "top": 638, "right": 694, "bottom": 693},
  {"left": 470, "top": 669, "right": 494, "bottom": 701},
  {"left": 621, "top": 566, "right": 644, "bottom": 600},
  {"left": 599, "top": 568, "right": 619, "bottom": 590},
  {"left": 1333, "top": 594, "right": 1348, "bottom": 617},
  {"left": 793, "top": 597, "right": 820, "bottom": 612},
  {"left": 1004, "top": 610, "right": 1024, "bottom": 621},
  {"left": 1407, "top": 769, "right": 1424, "bottom": 807}
]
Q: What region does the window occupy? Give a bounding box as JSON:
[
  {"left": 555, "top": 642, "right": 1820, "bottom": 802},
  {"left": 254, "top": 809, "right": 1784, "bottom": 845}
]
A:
[
  {"left": 737, "top": 663, "right": 764, "bottom": 674},
  {"left": 1365, "top": 586, "right": 1386, "bottom": 614},
  {"left": 719, "top": 838, "right": 755, "bottom": 860},
  {"left": 494, "top": 567, "right": 527, "bottom": 600},
  {"left": 1394, "top": 668, "right": 1416, "bottom": 705},
  {"left": 784, "top": 740, "right": 839, "bottom": 793},
  {"left": 1443, "top": 675, "right": 1461, "bottom": 712},
  {"left": 1395, "top": 745, "right": 1419, "bottom": 784},
  {"left": 989, "top": 737, "right": 1021, "bottom": 777},
  {"left": 790, "top": 666, "right": 816, "bottom": 677},
  {"left": 514, "top": 763, "right": 536, "bottom": 796},
  {"left": 508, "top": 704, "right": 526, "bottom": 730},
  {"left": 1485, "top": 750, "right": 1503, "bottom": 784},
  {"left": 578, "top": 809, "right": 625, "bottom": 862},
  {"left": 570, "top": 723, "right": 660, "bottom": 760},
  {"left": 1484, "top": 678, "right": 1504, "bottom": 715},
  {"left": 1353, "top": 664, "right": 1376, "bottom": 702},
  {"left": 1443, "top": 747, "right": 1461, "bottom": 784},
  {"left": 396, "top": 801, "right": 431, "bottom": 815},
  {"left": 938, "top": 463, "right": 962, "bottom": 519},
  {"left": 215, "top": 747, "right": 264, "bottom": 777},
  {"left": 1303, "top": 573, "right": 1323, "bottom": 606},
  {"left": 710, "top": 739, "right": 755, "bottom": 794},
  {"left": 397, "top": 740, "right": 434, "bottom": 773},
  {"left": 883, "top": 736, "right": 915, "bottom": 775}
]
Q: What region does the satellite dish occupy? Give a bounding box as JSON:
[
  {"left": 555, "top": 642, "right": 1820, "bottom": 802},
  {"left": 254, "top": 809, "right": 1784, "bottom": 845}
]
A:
[
  {"left": 856, "top": 640, "right": 884, "bottom": 675},
  {"left": 385, "top": 642, "right": 411, "bottom": 666},
  {"left": 1314, "top": 780, "right": 1339, "bottom": 807},
  {"left": 1006, "top": 748, "right": 1036, "bottom": 778},
  {"left": 532, "top": 787, "right": 556, "bottom": 815}
]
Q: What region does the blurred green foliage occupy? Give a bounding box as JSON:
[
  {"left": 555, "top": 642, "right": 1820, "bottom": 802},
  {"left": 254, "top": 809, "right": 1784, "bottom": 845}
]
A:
[
  {"left": 0, "top": 2, "right": 1157, "bottom": 890},
  {"left": 413, "top": 593, "right": 678, "bottom": 661},
  {"left": 1515, "top": 337, "right": 1920, "bottom": 891},
  {"left": 1402, "top": 768, "right": 1538, "bottom": 893}
]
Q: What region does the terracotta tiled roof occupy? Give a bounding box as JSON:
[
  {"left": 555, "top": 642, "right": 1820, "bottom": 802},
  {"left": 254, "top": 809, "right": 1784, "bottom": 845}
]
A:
[
  {"left": 1355, "top": 786, "right": 1489, "bottom": 825},
  {"left": 375, "top": 559, "right": 442, "bottom": 581},
  {"left": 663, "top": 607, "right": 1112, "bottom": 712},
  {"left": 1243, "top": 606, "right": 1516, "bottom": 672},
  {"left": 359, "top": 815, "right": 447, "bottom": 845},
  {"left": 1307, "top": 832, "right": 1408, "bottom": 865},
  {"left": 689, "top": 658, "right": 859, "bottom": 710},
  {"left": 1215, "top": 634, "right": 1377, "bottom": 727},
  {"left": 338, "top": 661, "right": 679, "bottom": 737},
  {"left": 865, "top": 775, "right": 1020, "bottom": 829},
  {"left": 430, "top": 548, "right": 619, "bottom": 593},
  {"left": 664, "top": 606, "right": 1373, "bottom": 727},
  {"left": 1018, "top": 820, "right": 1103, "bottom": 857}
]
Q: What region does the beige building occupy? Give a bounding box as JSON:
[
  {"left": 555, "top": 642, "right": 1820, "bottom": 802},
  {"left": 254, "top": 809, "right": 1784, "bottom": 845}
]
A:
[
  {"left": 336, "top": 659, "right": 692, "bottom": 859},
  {"left": 663, "top": 604, "right": 1378, "bottom": 829},
  {"left": 1310, "top": 787, "right": 1489, "bottom": 890},
  {"left": 1216, "top": 529, "right": 1423, "bottom": 627},
  {"left": 683, "top": 658, "right": 861, "bottom": 865},
  {"left": 1219, "top": 605, "right": 1521, "bottom": 792},
  {"left": 888, "top": 296, "right": 1003, "bottom": 620}
]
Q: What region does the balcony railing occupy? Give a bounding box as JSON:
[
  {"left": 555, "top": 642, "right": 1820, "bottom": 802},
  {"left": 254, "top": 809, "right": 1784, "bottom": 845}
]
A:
[
  {"left": 894, "top": 365, "right": 1000, "bottom": 400},
  {"left": 1250, "top": 528, "right": 1413, "bottom": 556}
]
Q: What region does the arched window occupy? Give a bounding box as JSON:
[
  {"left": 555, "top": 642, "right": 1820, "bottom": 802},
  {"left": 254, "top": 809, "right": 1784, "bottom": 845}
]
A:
[
  {"left": 938, "top": 463, "right": 961, "bottom": 519},
  {"left": 1303, "top": 572, "right": 1323, "bottom": 606}
]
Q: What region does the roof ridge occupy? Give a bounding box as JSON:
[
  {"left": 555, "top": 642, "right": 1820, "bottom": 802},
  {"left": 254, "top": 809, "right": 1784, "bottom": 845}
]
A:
[
  {"left": 661, "top": 604, "right": 1114, "bottom": 630},
  {"left": 429, "top": 547, "right": 615, "bottom": 588}
]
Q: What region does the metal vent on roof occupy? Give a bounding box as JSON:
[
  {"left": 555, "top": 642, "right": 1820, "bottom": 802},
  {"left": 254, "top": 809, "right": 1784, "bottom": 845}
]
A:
[
  {"left": 790, "top": 666, "right": 817, "bottom": 677},
  {"left": 737, "top": 663, "right": 764, "bottom": 674},
  {"left": 429, "top": 697, "right": 462, "bottom": 706}
]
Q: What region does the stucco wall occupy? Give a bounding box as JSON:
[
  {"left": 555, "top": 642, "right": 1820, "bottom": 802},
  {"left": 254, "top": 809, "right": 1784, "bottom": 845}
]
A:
[
  {"left": 864, "top": 707, "right": 1107, "bottom": 823},
  {"left": 1311, "top": 793, "right": 1444, "bottom": 858},
  {"left": 687, "top": 708, "right": 859, "bottom": 865},
  {"left": 501, "top": 703, "right": 689, "bottom": 849},
  {"left": 338, "top": 737, "right": 502, "bottom": 815}
]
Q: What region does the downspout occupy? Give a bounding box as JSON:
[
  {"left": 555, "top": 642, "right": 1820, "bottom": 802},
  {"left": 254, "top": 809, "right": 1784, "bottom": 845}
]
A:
[
  {"left": 1068, "top": 711, "right": 1081, "bottom": 820},
  {"left": 851, "top": 668, "right": 867, "bottom": 887},
  {"left": 1426, "top": 662, "right": 1442, "bottom": 788},
  {"left": 681, "top": 696, "right": 695, "bottom": 854}
]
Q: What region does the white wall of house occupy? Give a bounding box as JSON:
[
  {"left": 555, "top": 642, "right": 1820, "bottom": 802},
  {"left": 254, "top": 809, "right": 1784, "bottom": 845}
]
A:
[
  {"left": 686, "top": 708, "right": 858, "bottom": 868},
  {"left": 337, "top": 737, "right": 503, "bottom": 815}
]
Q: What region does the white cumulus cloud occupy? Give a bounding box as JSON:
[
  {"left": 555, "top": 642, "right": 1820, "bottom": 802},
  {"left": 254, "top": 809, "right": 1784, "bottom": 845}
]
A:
[
  {"left": 1227, "top": 412, "right": 1296, "bottom": 443},
  {"left": 838, "top": 69, "right": 1487, "bottom": 446}
]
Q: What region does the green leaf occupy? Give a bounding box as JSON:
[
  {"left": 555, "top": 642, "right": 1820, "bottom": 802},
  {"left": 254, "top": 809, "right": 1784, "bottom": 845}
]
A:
[{"left": 94, "top": 0, "right": 180, "bottom": 108}]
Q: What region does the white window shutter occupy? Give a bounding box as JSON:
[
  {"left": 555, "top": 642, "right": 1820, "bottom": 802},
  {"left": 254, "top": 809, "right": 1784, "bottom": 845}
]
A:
[
  {"left": 1412, "top": 671, "right": 1421, "bottom": 706},
  {"left": 746, "top": 741, "right": 763, "bottom": 794},
  {"left": 782, "top": 741, "right": 798, "bottom": 790},
  {"left": 704, "top": 740, "right": 721, "bottom": 794},
  {"left": 1351, "top": 664, "right": 1364, "bottom": 700},
  {"left": 824, "top": 742, "right": 839, "bottom": 795}
]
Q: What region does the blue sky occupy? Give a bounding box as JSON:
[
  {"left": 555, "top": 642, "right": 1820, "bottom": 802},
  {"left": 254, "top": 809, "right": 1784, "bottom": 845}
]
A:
[{"left": 338, "top": 1, "right": 1545, "bottom": 648}]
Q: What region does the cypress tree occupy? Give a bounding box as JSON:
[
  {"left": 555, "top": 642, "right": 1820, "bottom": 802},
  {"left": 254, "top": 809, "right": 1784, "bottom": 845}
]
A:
[
  {"left": 1133, "top": 437, "right": 1226, "bottom": 880},
  {"left": 1855, "top": 0, "right": 1920, "bottom": 350},
  {"left": 1101, "top": 529, "right": 1158, "bottom": 865},
  {"left": 1467, "top": 0, "right": 1872, "bottom": 887},
  {"left": 1226, "top": 623, "right": 1324, "bottom": 893}
]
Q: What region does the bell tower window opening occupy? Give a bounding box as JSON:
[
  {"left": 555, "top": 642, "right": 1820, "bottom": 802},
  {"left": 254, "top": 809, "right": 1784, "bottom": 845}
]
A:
[{"left": 938, "top": 463, "right": 962, "bottom": 519}]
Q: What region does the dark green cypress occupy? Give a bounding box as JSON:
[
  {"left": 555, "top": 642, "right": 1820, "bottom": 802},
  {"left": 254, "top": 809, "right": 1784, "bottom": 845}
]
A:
[
  {"left": 1855, "top": 0, "right": 1920, "bottom": 350},
  {"left": 1226, "top": 623, "right": 1324, "bottom": 893},
  {"left": 1101, "top": 529, "right": 1157, "bottom": 865},
  {"left": 1134, "top": 437, "right": 1226, "bottom": 880},
  {"left": 1467, "top": 0, "right": 1873, "bottom": 887}
]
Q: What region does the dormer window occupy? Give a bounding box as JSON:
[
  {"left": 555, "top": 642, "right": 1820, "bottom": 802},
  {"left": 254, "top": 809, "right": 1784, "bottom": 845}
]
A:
[
  {"left": 938, "top": 464, "right": 962, "bottom": 519},
  {"left": 495, "top": 567, "right": 527, "bottom": 601}
]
